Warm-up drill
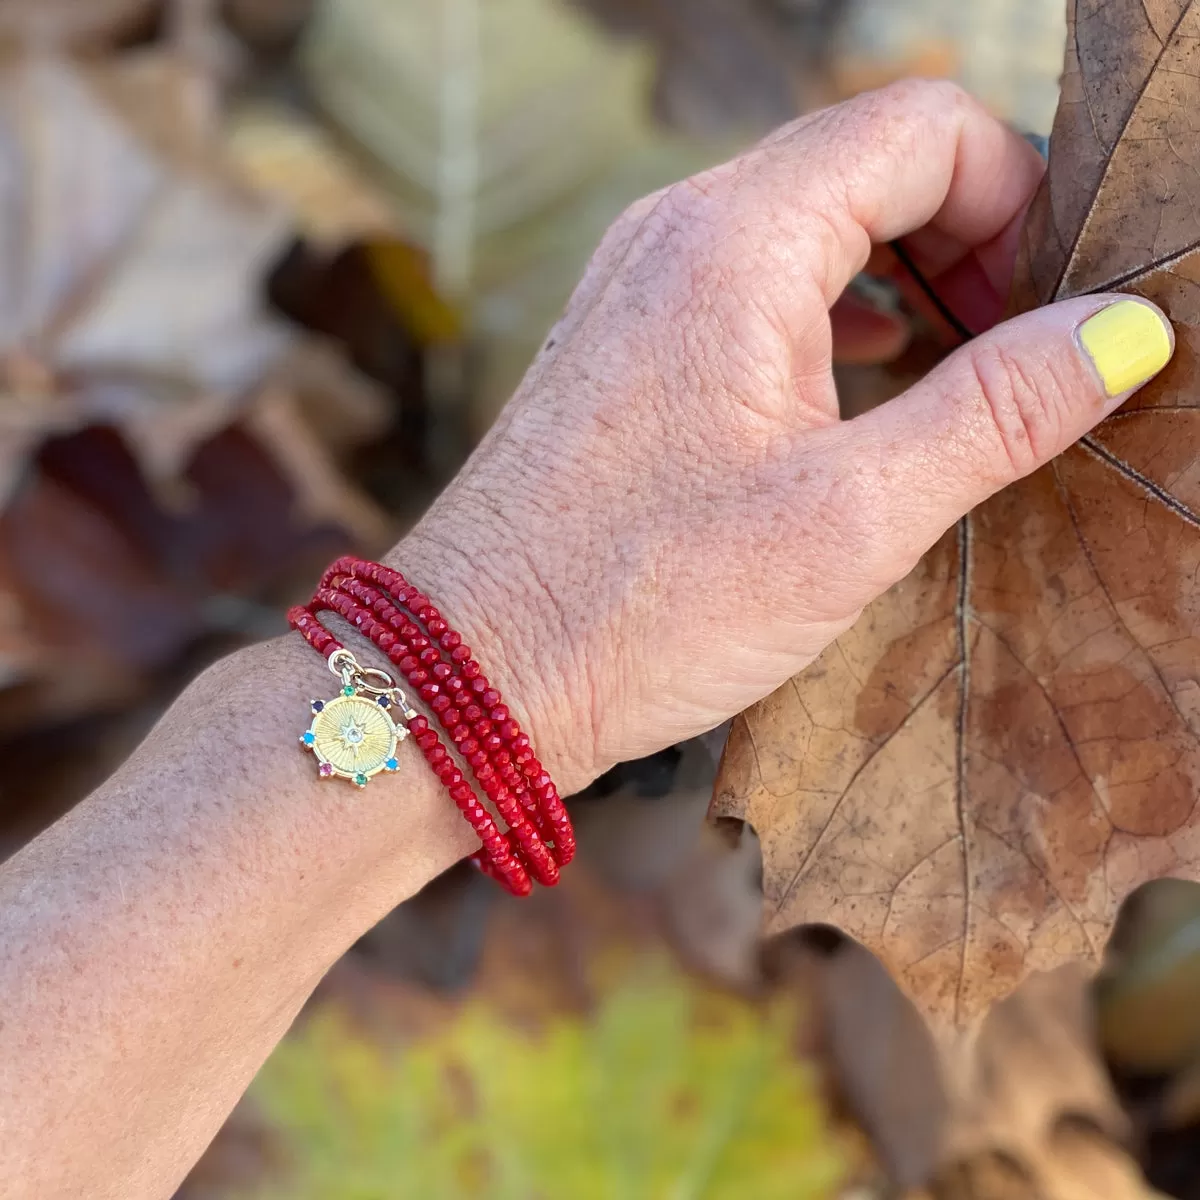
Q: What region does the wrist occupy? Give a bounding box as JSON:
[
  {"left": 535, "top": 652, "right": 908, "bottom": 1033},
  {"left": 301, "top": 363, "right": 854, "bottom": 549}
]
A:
[
  {"left": 223, "top": 635, "right": 481, "bottom": 890},
  {"left": 384, "top": 521, "right": 598, "bottom": 798}
]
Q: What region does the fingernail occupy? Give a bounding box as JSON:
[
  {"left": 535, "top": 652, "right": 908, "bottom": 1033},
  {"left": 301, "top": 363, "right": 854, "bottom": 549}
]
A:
[{"left": 1077, "top": 299, "right": 1174, "bottom": 398}]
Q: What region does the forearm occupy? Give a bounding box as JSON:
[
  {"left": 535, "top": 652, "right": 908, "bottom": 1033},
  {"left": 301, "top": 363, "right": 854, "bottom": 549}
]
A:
[{"left": 0, "top": 630, "right": 477, "bottom": 1200}]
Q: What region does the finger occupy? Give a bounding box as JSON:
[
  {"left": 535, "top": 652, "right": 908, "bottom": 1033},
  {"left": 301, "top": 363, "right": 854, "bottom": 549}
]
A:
[
  {"left": 841, "top": 295, "right": 1175, "bottom": 581},
  {"left": 884, "top": 200, "right": 1032, "bottom": 339},
  {"left": 829, "top": 292, "right": 910, "bottom": 365},
  {"left": 623, "top": 80, "right": 1044, "bottom": 333}
]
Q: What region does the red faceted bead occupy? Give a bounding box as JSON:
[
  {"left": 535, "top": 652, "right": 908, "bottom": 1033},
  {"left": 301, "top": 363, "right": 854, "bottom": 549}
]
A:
[{"left": 293, "top": 555, "right": 573, "bottom": 899}]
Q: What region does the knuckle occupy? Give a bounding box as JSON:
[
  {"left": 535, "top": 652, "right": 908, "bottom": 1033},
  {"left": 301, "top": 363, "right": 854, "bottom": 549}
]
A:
[
  {"left": 966, "top": 340, "right": 1062, "bottom": 477},
  {"left": 606, "top": 188, "right": 664, "bottom": 246},
  {"left": 839, "top": 78, "right": 973, "bottom": 161},
  {"left": 646, "top": 176, "right": 732, "bottom": 253},
  {"left": 631, "top": 175, "right": 744, "bottom": 308},
  {"left": 869, "top": 77, "right": 971, "bottom": 121}
]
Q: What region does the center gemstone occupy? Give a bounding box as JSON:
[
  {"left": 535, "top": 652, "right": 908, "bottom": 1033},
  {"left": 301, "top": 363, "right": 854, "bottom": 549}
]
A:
[{"left": 342, "top": 724, "right": 364, "bottom": 745}]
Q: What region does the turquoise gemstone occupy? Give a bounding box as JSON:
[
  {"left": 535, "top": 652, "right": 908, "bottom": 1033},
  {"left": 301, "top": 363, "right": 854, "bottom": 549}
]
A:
[
  {"left": 302, "top": 731, "right": 315, "bottom": 746},
  {"left": 385, "top": 757, "right": 398, "bottom": 771}
]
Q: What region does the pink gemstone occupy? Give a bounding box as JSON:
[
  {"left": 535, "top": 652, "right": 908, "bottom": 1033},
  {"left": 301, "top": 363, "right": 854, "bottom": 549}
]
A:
[{"left": 318, "top": 763, "right": 333, "bottom": 778}]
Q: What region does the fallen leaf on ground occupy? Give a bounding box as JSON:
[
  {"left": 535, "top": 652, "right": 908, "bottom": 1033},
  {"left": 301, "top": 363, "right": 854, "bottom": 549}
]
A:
[
  {"left": 224, "top": 101, "right": 403, "bottom": 250},
  {"left": 246, "top": 966, "right": 845, "bottom": 1200},
  {"left": 712, "top": 0, "right": 1200, "bottom": 1032},
  {"left": 0, "top": 52, "right": 387, "bottom": 719},
  {"left": 0, "top": 52, "right": 292, "bottom": 503},
  {"left": 300, "top": 0, "right": 728, "bottom": 424}
]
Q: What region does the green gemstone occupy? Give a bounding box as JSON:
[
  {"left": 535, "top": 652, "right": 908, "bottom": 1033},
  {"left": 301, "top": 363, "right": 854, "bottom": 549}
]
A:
[
  {"left": 342, "top": 685, "right": 355, "bottom": 697},
  {"left": 354, "top": 773, "right": 368, "bottom": 787}
]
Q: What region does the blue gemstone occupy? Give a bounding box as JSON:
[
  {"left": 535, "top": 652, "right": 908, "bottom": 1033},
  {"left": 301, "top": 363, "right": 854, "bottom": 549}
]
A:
[
  {"left": 311, "top": 700, "right": 324, "bottom": 713},
  {"left": 385, "top": 757, "right": 398, "bottom": 771},
  {"left": 302, "top": 731, "right": 315, "bottom": 745},
  {"left": 377, "top": 695, "right": 390, "bottom": 708}
]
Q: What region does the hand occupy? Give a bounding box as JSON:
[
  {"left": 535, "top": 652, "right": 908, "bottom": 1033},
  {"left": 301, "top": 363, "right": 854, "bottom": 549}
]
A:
[{"left": 394, "top": 80, "right": 1174, "bottom": 797}]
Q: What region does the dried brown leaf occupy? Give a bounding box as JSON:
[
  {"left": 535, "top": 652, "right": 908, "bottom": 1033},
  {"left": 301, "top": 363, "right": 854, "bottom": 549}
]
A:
[
  {"left": 0, "top": 53, "right": 389, "bottom": 719},
  {"left": 713, "top": 0, "right": 1200, "bottom": 1030}
]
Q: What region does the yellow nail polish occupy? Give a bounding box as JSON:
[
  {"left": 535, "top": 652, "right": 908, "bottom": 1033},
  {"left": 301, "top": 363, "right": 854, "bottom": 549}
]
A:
[{"left": 1077, "top": 299, "right": 1173, "bottom": 397}]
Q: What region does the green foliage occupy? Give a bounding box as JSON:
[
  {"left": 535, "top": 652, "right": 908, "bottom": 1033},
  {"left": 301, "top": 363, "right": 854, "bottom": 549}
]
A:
[{"left": 248, "top": 966, "right": 845, "bottom": 1199}]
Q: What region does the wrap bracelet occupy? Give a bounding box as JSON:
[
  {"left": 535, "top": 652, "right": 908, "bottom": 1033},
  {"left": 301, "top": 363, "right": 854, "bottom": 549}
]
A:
[{"left": 287, "top": 555, "right": 574, "bottom": 896}]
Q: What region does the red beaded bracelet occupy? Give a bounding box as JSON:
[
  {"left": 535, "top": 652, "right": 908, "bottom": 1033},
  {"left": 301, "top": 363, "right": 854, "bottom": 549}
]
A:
[{"left": 287, "top": 556, "right": 574, "bottom": 896}]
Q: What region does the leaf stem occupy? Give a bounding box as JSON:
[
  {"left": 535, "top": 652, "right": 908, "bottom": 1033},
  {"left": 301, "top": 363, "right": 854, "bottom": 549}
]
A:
[{"left": 889, "top": 238, "right": 975, "bottom": 343}]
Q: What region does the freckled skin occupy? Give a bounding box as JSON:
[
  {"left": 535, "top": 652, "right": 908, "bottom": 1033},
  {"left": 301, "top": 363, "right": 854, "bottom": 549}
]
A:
[{"left": 0, "top": 81, "right": 1168, "bottom": 1199}]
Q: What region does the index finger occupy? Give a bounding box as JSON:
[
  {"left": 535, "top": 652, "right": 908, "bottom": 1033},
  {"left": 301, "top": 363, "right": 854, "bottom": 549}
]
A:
[{"left": 685, "top": 80, "right": 1046, "bottom": 324}]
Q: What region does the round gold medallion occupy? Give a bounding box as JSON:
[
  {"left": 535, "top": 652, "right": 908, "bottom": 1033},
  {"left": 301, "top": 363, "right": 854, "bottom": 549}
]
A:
[{"left": 301, "top": 693, "right": 401, "bottom": 786}]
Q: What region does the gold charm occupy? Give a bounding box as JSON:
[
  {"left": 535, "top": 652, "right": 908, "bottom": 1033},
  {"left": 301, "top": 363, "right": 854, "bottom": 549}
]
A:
[{"left": 300, "top": 649, "right": 416, "bottom": 787}]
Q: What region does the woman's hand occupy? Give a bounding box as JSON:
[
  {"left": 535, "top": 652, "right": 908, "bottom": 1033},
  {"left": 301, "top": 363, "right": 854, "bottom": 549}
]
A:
[{"left": 397, "top": 80, "right": 1174, "bottom": 796}]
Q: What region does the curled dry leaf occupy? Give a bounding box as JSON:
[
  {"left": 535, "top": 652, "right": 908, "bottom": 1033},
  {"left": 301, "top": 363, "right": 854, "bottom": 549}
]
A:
[{"left": 712, "top": 0, "right": 1200, "bottom": 1031}]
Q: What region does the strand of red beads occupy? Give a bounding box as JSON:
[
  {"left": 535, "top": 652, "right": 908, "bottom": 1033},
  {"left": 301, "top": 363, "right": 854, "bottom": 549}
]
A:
[
  {"left": 317, "top": 578, "right": 562, "bottom": 877},
  {"left": 288, "top": 554, "right": 576, "bottom": 895},
  {"left": 308, "top": 584, "right": 559, "bottom": 888},
  {"left": 289, "top": 604, "right": 534, "bottom": 896},
  {"left": 320, "top": 557, "right": 576, "bottom": 870}
]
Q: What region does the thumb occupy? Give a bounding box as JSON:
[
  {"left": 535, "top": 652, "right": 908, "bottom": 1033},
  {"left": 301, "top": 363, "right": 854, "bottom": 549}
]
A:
[{"left": 848, "top": 294, "right": 1174, "bottom": 563}]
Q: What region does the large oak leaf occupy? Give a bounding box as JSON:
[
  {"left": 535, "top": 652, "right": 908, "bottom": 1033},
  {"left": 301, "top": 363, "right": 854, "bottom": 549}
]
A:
[{"left": 712, "top": 0, "right": 1200, "bottom": 1029}]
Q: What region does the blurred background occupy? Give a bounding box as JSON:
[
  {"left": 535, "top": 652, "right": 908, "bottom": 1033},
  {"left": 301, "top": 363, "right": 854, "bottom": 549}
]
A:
[{"left": 0, "top": 1, "right": 1086, "bottom": 1197}]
